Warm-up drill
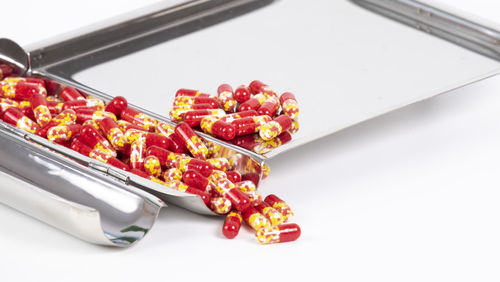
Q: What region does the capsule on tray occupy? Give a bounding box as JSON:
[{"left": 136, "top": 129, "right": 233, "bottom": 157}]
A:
[
  {"left": 174, "top": 122, "right": 209, "bottom": 159},
  {"left": 259, "top": 114, "right": 292, "bottom": 141},
  {"left": 217, "top": 84, "right": 236, "bottom": 112},
  {"left": 2, "top": 107, "right": 40, "bottom": 134}
]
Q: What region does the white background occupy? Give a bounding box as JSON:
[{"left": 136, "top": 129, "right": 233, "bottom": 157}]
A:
[{"left": 1, "top": 0, "right": 500, "bottom": 281}]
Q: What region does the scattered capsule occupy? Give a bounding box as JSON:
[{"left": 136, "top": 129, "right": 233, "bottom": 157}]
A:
[
  {"left": 280, "top": 92, "right": 299, "bottom": 119},
  {"left": 174, "top": 122, "right": 209, "bottom": 159},
  {"left": 226, "top": 171, "right": 241, "bottom": 183},
  {"left": 2, "top": 107, "right": 40, "bottom": 134},
  {"left": 124, "top": 129, "right": 171, "bottom": 149},
  {"left": 183, "top": 109, "right": 226, "bottom": 127},
  {"left": 155, "top": 121, "right": 175, "bottom": 137},
  {"left": 255, "top": 223, "right": 301, "bottom": 244},
  {"left": 79, "top": 124, "right": 116, "bottom": 156},
  {"left": 47, "top": 124, "right": 82, "bottom": 143},
  {"left": 242, "top": 206, "right": 271, "bottom": 231},
  {"left": 121, "top": 107, "right": 157, "bottom": 131},
  {"left": 248, "top": 80, "right": 278, "bottom": 97},
  {"left": 200, "top": 116, "right": 236, "bottom": 141},
  {"left": 259, "top": 114, "right": 292, "bottom": 141},
  {"left": 0, "top": 80, "right": 47, "bottom": 100},
  {"left": 217, "top": 84, "right": 236, "bottom": 112},
  {"left": 264, "top": 194, "right": 294, "bottom": 222},
  {"left": 60, "top": 86, "right": 85, "bottom": 101},
  {"left": 37, "top": 109, "right": 77, "bottom": 137},
  {"left": 255, "top": 201, "right": 285, "bottom": 226},
  {"left": 104, "top": 96, "right": 128, "bottom": 117},
  {"left": 182, "top": 169, "right": 209, "bottom": 190},
  {"left": 175, "top": 89, "right": 215, "bottom": 98},
  {"left": 30, "top": 93, "right": 52, "bottom": 127},
  {"left": 162, "top": 168, "right": 183, "bottom": 181},
  {"left": 173, "top": 96, "right": 218, "bottom": 108},
  {"left": 0, "top": 98, "right": 18, "bottom": 112},
  {"left": 207, "top": 157, "right": 231, "bottom": 171},
  {"left": 238, "top": 93, "right": 267, "bottom": 112},
  {"left": 117, "top": 119, "right": 147, "bottom": 133},
  {"left": 89, "top": 148, "right": 130, "bottom": 171},
  {"left": 234, "top": 85, "right": 251, "bottom": 104},
  {"left": 169, "top": 104, "right": 218, "bottom": 120},
  {"left": 99, "top": 117, "right": 126, "bottom": 151},
  {"left": 129, "top": 140, "right": 146, "bottom": 169},
  {"left": 210, "top": 197, "right": 232, "bottom": 214},
  {"left": 257, "top": 96, "right": 280, "bottom": 117},
  {"left": 144, "top": 155, "right": 162, "bottom": 177},
  {"left": 222, "top": 211, "right": 242, "bottom": 239}
]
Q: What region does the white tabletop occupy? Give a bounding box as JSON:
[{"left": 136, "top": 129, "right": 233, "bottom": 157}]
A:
[{"left": 1, "top": 1, "right": 500, "bottom": 281}]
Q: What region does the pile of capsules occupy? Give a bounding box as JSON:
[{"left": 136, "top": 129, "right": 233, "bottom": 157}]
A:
[
  {"left": 0, "top": 72, "right": 300, "bottom": 244},
  {"left": 169, "top": 80, "right": 300, "bottom": 154}
]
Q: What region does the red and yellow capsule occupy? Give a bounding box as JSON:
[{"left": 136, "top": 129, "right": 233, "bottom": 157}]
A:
[
  {"left": 47, "top": 124, "right": 81, "bottom": 143},
  {"left": 235, "top": 180, "right": 257, "bottom": 192},
  {"left": 0, "top": 80, "right": 47, "bottom": 100},
  {"left": 207, "top": 157, "right": 231, "bottom": 171},
  {"left": 46, "top": 101, "right": 64, "bottom": 115},
  {"left": 222, "top": 211, "right": 242, "bottom": 239},
  {"left": 242, "top": 206, "right": 271, "bottom": 231},
  {"left": 255, "top": 201, "right": 285, "bottom": 226},
  {"left": 37, "top": 109, "right": 76, "bottom": 137},
  {"left": 129, "top": 139, "right": 146, "bottom": 170},
  {"left": 79, "top": 124, "right": 116, "bottom": 156},
  {"left": 162, "top": 168, "right": 183, "bottom": 182},
  {"left": 30, "top": 93, "right": 52, "bottom": 127},
  {"left": 155, "top": 121, "right": 175, "bottom": 137},
  {"left": 205, "top": 140, "right": 222, "bottom": 158},
  {"left": 70, "top": 137, "right": 93, "bottom": 156},
  {"left": 279, "top": 92, "right": 299, "bottom": 119},
  {"left": 89, "top": 148, "right": 130, "bottom": 171},
  {"left": 75, "top": 109, "right": 117, "bottom": 124},
  {"left": 209, "top": 173, "right": 251, "bottom": 211},
  {"left": 143, "top": 155, "right": 162, "bottom": 177},
  {"left": 117, "top": 119, "right": 147, "bottom": 133},
  {"left": 146, "top": 145, "right": 213, "bottom": 176},
  {"left": 104, "top": 96, "right": 128, "bottom": 117},
  {"left": 183, "top": 109, "right": 226, "bottom": 127},
  {"left": 0, "top": 98, "right": 18, "bottom": 112},
  {"left": 217, "top": 84, "right": 236, "bottom": 112},
  {"left": 210, "top": 197, "right": 232, "bottom": 214},
  {"left": 174, "top": 122, "right": 209, "bottom": 159},
  {"left": 226, "top": 171, "right": 241, "bottom": 183},
  {"left": 200, "top": 116, "right": 236, "bottom": 141},
  {"left": 2, "top": 107, "right": 40, "bottom": 134},
  {"left": 246, "top": 191, "right": 263, "bottom": 206},
  {"left": 98, "top": 117, "right": 126, "bottom": 151},
  {"left": 175, "top": 89, "right": 215, "bottom": 98},
  {"left": 259, "top": 114, "right": 292, "bottom": 141},
  {"left": 253, "top": 131, "right": 292, "bottom": 154},
  {"left": 124, "top": 129, "right": 170, "bottom": 149},
  {"left": 257, "top": 96, "right": 280, "bottom": 117},
  {"left": 264, "top": 194, "right": 294, "bottom": 222},
  {"left": 173, "top": 96, "right": 218, "bottom": 108},
  {"left": 248, "top": 80, "right": 278, "bottom": 97},
  {"left": 289, "top": 119, "right": 299, "bottom": 134},
  {"left": 60, "top": 86, "right": 85, "bottom": 101},
  {"left": 255, "top": 223, "right": 301, "bottom": 244},
  {"left": 238, "top": 93, "right": 267, "bottom": 112},
  {"left": 121, "top": 107, "right": 157, "bottom": 131},
  {"left": 234, "top": 85, "right": 251, "bottom": 104},
  {"left": 62, "top": 98, "right": 105, "bottom": 111},
  {"left": 221, "top": 110, "right": 258, "bottom": 122},
  {"left": 169, "top": 104, "right": 218, "bottom": 121}
]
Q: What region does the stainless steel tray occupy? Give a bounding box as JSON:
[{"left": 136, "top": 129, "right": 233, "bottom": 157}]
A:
[{"left": 1, "top": 0, "right": 499, "bottom": 246}]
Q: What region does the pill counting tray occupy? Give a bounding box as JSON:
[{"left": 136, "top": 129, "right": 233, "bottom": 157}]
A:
[{"left": 1, "top": 0, "right": 500, "bottom": 246}]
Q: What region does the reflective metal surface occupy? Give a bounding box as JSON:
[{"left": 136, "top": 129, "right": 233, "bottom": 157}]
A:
[
  {"left": 0, "top": 122, "right": 165, "bottom": 246},
  {"left": 0, "top": 38, "right": 29, "bottom": 76}
]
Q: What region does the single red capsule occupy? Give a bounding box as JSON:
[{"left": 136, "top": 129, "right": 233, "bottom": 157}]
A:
[
  {"left": 99, "top": 117, "right": 126, "bottom": 151},
  {"left": 173, "top": 96, "right": 218, "bottom": 108},
  {"left": 280, "top": 92, "right": 299, "bottom": 120},
  {"left": 257, "top": 97, "right": 280, "bottom": 117},
  {"left": 169, "top": 132, "right": 188, "bottom": 153},
  {"left": 145, "top": 145, "right": 175, "bottom": 168},
  {"left": 104, "top": 96, "right": 128, "bottom": 117},
  {"left": 241, "top": 206, "right": 271, "bottom": 231},
  {"left": 60, "top": 86, "right": 85, "bottom": 101},
  {"left": 30, "top": 93, "right": 52, "bottom": 127},
  {"left": 238, "top": 93, "right": 267, "bottom": 112},
  {"left": 37, "top": 109, "right": 76, "bottom": 137},
  {"left": 255, "top": 223, "right": 301, "bottom": 244},
  {"left": 183, "top": 109, "right": 226, "bottom": 127},
  {"left": 233, "top": 85, "right": 251, "bottom": 104},
  {"left": 217, "top": 84, "right": 236, "bottom": 112},
  {"left": 89, "top": 149, "right": 130, "bottom": 171},
  {"left": 169, "top": 104, "right": 219, "bottom": 120},
  {"left": 2, "top": 107, "right": 40, "bottom": 134},
  {"left": 175, "top": 89, "right": 215, "bottom": 98},
  {"left": 259, "top": 114, "right": 293, "bottom": 141},
  {"left": 226, "top": 171, "right": 241, "bottom": 183},
  {"left": 222, "top": 211, "right": 242, "bottom": 239},
  {"left": 255, "top": 201, "right": 285, "bottom": 226},
  {"left": 75, "top": 109, "right": 116, "bottom": 124},
  {"left": 279, "top": 92, "right": 297, "bottom": 104},
  {"left": 1, "top": 77, "right": 45, "bottom": 88},
  {"left": 79, "top": 124, "right": 116, "bottom": 155},
  {"left": 121, "top": 107, "right": 157, "bottom": 131},
  {"left": 174, "top": 122, "right": 209, "bottom": 159},
  {"left": 47, "top": 124, "right": 82, "bottom": 143},
  {"left": 264, "top": 194, "right": 294, "bottom": 222},
  {"left": 230, "top": 117, "right": 261, "bottom": 136},
  {"left": 249, "top": 80, "right": 278, "bottom": 97},
  {"left": 143, "top": 155, "right": 162, "bottom": 177},
  {"left": 182, "top": 169, "right": 209, "bottom": 190},
  {"left": 199, "top": 116, "right": 236, "bottom": 140}
]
